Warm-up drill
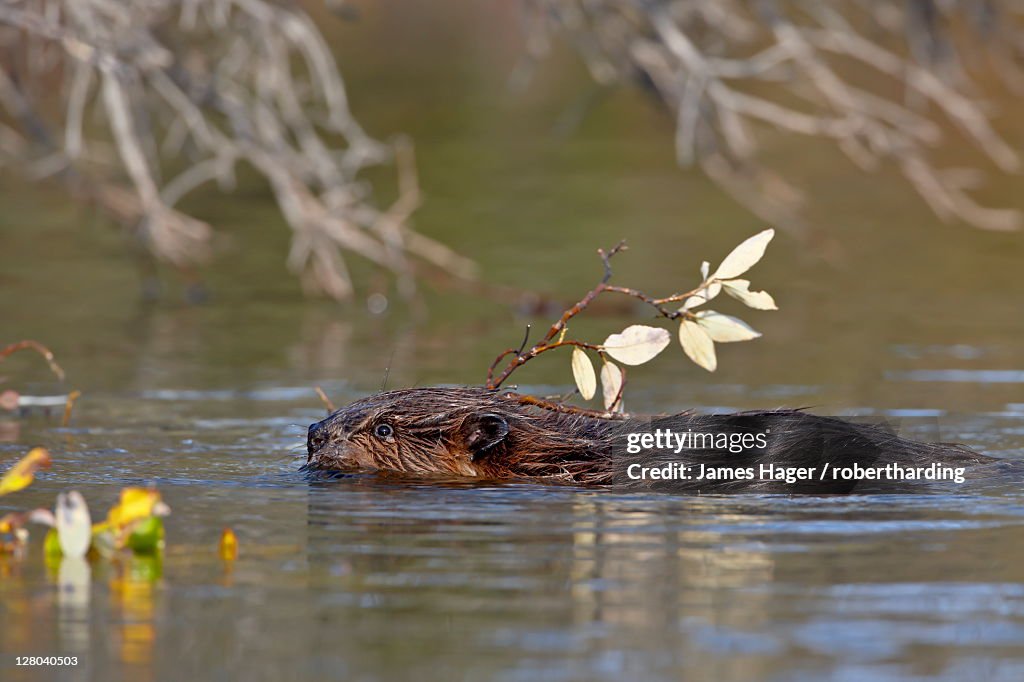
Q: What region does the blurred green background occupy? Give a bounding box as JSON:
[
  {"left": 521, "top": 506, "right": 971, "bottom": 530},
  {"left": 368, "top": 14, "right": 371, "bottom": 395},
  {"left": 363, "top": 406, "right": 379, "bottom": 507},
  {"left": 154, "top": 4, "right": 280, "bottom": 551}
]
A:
[{"left": 2, "top": 1, "right": 1022, "bottom": 414}]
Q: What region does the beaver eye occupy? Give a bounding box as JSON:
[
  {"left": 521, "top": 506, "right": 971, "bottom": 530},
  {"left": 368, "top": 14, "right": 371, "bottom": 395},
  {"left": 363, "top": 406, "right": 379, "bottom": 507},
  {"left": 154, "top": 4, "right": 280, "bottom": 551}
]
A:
[{"left": 374, "top": 423, "right": 394, "bottom": 439}]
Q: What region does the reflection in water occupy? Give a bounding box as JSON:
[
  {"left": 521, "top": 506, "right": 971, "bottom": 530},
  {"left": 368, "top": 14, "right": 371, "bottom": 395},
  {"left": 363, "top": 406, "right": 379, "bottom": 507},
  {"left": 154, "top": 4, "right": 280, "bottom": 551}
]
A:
[
  {"left": 0, "top": 421, "right": 20, "bottom": 443},
  {"left": 56, "top": 557, "right": 91, "bottom": 657},
  {"left": 0, "top": 553, "right": 164, "bottom": 681},
  {"left": 565, "top": 498, "right": 780, "bottom": 680},
  {"left": 110, "top": 554, "right": 161, "bottom": 672},
  {"left": 294, "top": 481, "right": 1024, "bottom": 681}
]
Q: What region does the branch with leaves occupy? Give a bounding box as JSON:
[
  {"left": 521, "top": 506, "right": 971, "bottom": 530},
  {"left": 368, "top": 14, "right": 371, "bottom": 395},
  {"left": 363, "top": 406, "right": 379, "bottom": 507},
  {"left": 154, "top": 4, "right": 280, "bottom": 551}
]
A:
[{"left": 487, "top": 229, "right": 777, "bottom": 415}]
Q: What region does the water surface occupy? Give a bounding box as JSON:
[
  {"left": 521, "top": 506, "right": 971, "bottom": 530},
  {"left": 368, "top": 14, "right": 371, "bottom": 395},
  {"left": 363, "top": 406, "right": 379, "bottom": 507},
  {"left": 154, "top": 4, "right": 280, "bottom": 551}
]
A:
[{"left": 2, "top": 3, "right": 1024, "bottom": 680}]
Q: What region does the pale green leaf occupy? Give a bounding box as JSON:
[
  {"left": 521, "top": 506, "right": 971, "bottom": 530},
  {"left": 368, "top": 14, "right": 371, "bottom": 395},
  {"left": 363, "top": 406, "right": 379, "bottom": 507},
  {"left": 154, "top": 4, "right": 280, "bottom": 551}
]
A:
[
  {"left": 56, "top": 491, "right": 92, "bottom": 559},
  {"left": 600, "top": 360, "right": 623, "bottom": 411},
  {"left": 570, "top": 347, "right": 597, "bottom": 400},
  {"left": 602, "top": 325, "right": 671, "bottom": 366},
  {"left": 711, "top": 228, "right": 775, "bottom": 280},
  {"left": 694, "top": 311, "right": 761, "bottom": 342},
  {"left": 678, "top": 320, "right": 717, "bottom": 371},
  {"left": 721, "top": 279, "right": 777, "bottom": 310}
]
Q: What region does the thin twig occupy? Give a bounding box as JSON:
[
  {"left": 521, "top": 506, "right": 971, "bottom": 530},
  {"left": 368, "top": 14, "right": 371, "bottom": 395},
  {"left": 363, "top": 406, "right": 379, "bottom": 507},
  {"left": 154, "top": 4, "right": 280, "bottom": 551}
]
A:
[
  {"left": 504, "top": 392, "right": 630, "bottom": 420},
  {"left": 62, "top": 390, "right": 81, "bottom": 427},
  {"left": 487, "top": 243, "right": 626, "bottom": 389},
  {"left": 0, "top": 341, "right": 65, "bottom": 382},
  {"left": 314, "top": 386, "right": 336, "bottom": 414}
]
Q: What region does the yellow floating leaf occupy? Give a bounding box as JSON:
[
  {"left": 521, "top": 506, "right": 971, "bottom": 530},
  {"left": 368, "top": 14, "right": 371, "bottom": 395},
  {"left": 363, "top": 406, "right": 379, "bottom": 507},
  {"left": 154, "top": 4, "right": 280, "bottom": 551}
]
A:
[
  {"left": 107, "top": 488, "right": 167, "bottom": 529},
  {"left": 219, "top": 527, "right": 238, "bottom": 561},
  {"left": 0, "top": 513, "right": 16, "bottom": 534},
  {"left": 0, "top": 447, "right": 51, "bottom": 496}
]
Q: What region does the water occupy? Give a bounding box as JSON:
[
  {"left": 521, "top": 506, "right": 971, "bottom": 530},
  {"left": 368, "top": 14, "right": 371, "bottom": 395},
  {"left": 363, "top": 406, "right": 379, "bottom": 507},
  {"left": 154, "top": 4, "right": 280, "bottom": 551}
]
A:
[{"left": 2, "top": 3, "right": 1024, "bottom": 680}]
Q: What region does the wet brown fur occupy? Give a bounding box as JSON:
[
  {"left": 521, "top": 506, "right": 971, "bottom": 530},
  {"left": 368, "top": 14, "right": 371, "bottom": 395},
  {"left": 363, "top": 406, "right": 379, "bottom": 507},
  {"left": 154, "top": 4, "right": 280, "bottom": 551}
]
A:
[
  {"left": 306, "top": 387, "right": 994, "bottom": 491},
  {"left": 306, "top": 387, "right": 620, "bottom": 484}
]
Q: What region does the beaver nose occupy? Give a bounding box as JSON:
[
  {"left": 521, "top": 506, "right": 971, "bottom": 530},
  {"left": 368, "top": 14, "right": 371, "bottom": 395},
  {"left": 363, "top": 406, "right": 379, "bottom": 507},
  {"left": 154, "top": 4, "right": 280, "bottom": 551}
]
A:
[{"left": 307, "top": 420, "right": 330, "bottom": 454}]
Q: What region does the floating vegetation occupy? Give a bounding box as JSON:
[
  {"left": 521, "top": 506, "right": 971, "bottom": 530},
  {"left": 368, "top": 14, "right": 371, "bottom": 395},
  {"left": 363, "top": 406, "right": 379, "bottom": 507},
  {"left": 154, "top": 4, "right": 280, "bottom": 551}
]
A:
[
  {"left": 0, "top": 448, "right": 232, "bottom": 568},
  {"left": 219, "top": 527, "right": 239, "bottom": 562},
  {"left": 0, "top": 446, "right": 51, "bottom": 496}
]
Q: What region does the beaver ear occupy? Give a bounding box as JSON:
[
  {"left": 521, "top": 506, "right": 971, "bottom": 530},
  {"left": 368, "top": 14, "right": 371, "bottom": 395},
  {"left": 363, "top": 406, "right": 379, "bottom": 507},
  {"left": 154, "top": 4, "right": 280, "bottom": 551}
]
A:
[{"left": 461, "top": 413, "right": 509, "bottom": 459}]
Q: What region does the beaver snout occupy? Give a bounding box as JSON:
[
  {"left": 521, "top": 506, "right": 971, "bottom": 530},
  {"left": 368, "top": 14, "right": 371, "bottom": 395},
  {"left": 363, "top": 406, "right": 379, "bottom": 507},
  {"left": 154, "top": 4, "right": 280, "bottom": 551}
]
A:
[{"left": 307, "top": 419, "right": 332, "bottom": 463}]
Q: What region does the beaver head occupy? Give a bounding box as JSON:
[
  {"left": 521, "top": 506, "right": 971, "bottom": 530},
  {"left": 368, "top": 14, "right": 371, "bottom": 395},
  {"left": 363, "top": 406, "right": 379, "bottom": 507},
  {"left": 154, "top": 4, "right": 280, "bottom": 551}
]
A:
[
  {"left": 305, "top": 386, "right": 618, "bottom": 481},
  {"left": 306, "top": 387, "right": 518, "bottom": 477}
]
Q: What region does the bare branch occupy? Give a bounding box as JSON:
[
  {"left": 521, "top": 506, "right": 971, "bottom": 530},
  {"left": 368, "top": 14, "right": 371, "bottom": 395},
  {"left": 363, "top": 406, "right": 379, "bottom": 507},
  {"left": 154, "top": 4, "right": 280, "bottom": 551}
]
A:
[
  {"left": 524, "top": 0, "right": 1024, "bottom": 232},
  {"left": 0, "top": 341, "right": 66, "bottom": 382},
  {"left": 0, "top": 0, "right": 474, "bottom": 299}
]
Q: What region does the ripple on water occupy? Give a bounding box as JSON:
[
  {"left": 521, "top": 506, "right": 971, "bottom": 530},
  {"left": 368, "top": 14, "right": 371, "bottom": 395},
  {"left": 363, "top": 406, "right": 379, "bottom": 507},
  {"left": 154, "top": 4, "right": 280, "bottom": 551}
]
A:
[{"left": 3, "top": 387, "right": 1024, "bottom": 682}]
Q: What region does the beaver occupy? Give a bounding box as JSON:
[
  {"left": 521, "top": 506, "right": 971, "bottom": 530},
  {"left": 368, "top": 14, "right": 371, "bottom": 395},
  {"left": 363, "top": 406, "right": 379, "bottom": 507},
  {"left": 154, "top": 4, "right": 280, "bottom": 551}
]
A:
[{"left": 304, "top": 387, "right": 995, "bottom": 493}]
